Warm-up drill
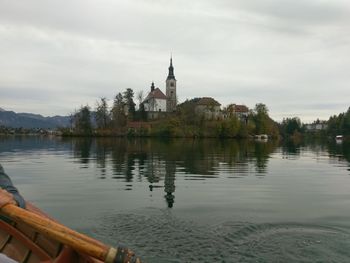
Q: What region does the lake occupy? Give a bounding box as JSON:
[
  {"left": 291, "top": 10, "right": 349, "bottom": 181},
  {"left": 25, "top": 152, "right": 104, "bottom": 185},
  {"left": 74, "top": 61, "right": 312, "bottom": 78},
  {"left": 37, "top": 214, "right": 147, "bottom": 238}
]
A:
[{"left": 0, "top": 136, "right": 350, "bottom": 262}]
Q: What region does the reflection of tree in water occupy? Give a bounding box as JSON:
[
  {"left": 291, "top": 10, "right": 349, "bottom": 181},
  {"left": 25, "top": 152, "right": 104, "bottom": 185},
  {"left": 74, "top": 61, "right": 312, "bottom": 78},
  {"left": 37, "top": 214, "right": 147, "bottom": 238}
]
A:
[
  {"left": 254, "top": 141, "right": 278, "bottom": 174},
  {"left": 95, "top": 139, "right": 107, "bottom": 178},
  {"left": 219, "top": 140, "right": 251, "bottom": 174},
  {"left": 342, "top": 142, "right": 350, "bottom": 167},
  {"left": 72, "top": 138, "right": 92, "bottom": 167},
  {"left": 125, "top": 154, "right": 136, "bottom": 182},
  {"left": 69, "top": 137, "right": 279, "bottom": 206},
  {"left": 110, "top": 138, "right": 128, "bottom": 177},
  {"left": 281, "top": 139, "right": 303, "bottom": 157},
  {"left": 328, "top": 141, "right": 350, "bottom": 169}
]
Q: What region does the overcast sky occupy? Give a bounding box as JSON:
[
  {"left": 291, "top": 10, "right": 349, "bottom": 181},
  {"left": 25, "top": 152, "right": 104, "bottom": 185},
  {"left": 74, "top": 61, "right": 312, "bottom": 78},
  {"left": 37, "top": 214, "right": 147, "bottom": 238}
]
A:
[{"left": 0, "top": 0, "right": 349, "bottom": 122}]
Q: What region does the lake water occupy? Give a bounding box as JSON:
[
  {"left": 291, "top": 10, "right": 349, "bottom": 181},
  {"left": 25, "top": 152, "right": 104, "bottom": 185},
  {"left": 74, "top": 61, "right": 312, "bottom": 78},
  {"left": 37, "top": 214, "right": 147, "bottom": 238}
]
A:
[{"left": 0, "top": 137, "right": 350, "bottom": 262}]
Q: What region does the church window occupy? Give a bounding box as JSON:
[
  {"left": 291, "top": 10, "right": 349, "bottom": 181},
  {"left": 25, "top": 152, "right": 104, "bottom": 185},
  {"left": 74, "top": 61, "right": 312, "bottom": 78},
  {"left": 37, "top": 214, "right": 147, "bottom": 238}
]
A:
[{"left": 170, "top": 82, "right": 174, "bottom": 87}]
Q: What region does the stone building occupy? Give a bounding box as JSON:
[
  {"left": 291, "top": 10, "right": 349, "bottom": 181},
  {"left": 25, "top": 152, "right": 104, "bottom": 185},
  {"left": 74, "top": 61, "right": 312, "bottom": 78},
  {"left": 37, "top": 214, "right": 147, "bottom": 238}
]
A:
[
  {"left": 225, "top": 104, "right": 249, "bottom": 122},
  {"left": 194, "top": 97, "right": 221, "bottom": 120}
]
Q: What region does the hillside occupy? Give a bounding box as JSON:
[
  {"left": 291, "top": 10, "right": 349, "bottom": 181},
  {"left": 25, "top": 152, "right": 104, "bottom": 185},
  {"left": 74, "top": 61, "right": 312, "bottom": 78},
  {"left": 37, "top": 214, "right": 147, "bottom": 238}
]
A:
[{"left": 0, "top": 109, "right": 70, "bottom": 129}]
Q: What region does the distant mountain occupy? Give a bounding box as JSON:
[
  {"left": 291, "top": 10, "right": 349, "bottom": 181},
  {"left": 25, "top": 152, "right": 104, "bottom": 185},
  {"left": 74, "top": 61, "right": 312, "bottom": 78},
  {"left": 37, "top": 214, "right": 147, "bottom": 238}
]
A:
[{"left": 0, "top": 109, "right": 70, "bottom": 129}]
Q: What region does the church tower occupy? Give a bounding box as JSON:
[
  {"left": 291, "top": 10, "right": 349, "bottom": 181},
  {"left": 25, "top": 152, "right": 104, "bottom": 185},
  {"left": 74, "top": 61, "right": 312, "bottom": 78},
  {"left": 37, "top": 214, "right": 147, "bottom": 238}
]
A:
[{"left": 166, "top": 57, "right": 177, "bottom": 112}]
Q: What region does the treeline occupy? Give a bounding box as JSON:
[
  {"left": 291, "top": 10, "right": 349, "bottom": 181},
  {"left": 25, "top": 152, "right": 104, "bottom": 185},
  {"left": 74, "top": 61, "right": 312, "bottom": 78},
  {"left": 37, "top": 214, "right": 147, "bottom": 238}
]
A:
[
  {"left": 279, "top": 107, "right": 350, "bottom": 138},
  {"left": 168, "top": 102, "right": 279, "bottom": 138},
  {"left": 66, "top": 88, "right": 145, "bottom": 136},
  {"left": 61, "top": 88, "right": 350, "bottom": 140},
  {"left": 63, "top": 92, "right": 281, "bottom": 138},
  {"left": 327, "top": 107, "right": 350, "bottom": 136}
]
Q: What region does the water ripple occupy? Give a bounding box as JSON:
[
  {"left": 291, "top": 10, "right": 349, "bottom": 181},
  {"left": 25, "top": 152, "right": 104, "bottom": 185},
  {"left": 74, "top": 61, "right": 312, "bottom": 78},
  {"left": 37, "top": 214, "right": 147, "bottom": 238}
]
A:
[{"left": 89, "top": 211, "right": 350, "bottom": 263}]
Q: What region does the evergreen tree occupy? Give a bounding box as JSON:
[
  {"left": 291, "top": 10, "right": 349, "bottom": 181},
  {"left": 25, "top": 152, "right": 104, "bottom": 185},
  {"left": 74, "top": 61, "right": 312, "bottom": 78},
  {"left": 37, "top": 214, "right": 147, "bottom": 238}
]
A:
[
  {"left": 327, "top": 107, "right": 350, "bottom": 136},
  {"left": 343, "top": 107, "right": 350, "bottom": 135},
  {"left": 73, "top": 105, "right": 92, "bottom": 135},
  {"left": 111, "top": 93, "right": 126, "bottom": 128},
  {"left": 95, "top": 97, "right": 110, "bottom": 129},
  {"left": 123, "top": 88, "right": 136, "bottom": 118},
  {"left": 281, "top": 117, "right": 302, "bottom": 137}
]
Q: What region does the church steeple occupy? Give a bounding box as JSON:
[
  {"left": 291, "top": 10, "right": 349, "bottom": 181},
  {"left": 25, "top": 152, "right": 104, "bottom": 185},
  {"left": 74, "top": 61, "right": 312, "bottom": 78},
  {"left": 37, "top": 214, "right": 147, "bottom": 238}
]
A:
[
  {"left": 167, "top": 56, "right": 176, "bottom": 80},
  {"left": 166, "top": 56, "right": 177, "bottom": 112}
]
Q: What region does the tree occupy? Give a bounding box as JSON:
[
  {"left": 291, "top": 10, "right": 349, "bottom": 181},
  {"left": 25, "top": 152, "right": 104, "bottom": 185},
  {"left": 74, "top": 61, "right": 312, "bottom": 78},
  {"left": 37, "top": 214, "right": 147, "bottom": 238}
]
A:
[
  {"left": 327, "top": 107, "right": 350, "bottom": 136},
  {"left": 73, "top": 105, "right": 92, "bottom": 135},
  {"left": 252, "top": 103, "right": 279, "bottom": 137},
  {"left": 136, "top": 90, "right": 144, "bottom": 109},
  {"left": 343, "top": 107, "right": 350, "bottom": 135},
  {"left": 217, "top": 116, "right": 241, "bottom": 138},
  {"left": 254, "top": 103, "right": 269, "bottom": 116},
  {"left": 177, "top": 98, "right": 200, "bottom": 125},
  {"left": 281, "top": 117, "right": 302, "bottom": 137},
  {"left": 111, "top": 93, "right": 126, "bottom": 128},
  {"left": 95, "top": 97, "right": 110, "bottom": 129},
  {"left": 123, "top": 88, "right": 136, "bottom": 118},
  {"left": 138, "top": 103, "right": 147, "bottom": 121},
  {"left": 253, "top": 103, "right": 269, "bottom": 134}
]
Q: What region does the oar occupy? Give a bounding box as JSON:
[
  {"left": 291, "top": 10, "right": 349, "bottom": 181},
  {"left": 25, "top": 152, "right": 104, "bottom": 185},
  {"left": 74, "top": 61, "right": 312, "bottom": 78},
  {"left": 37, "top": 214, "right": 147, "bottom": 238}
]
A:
[{"left": 0, "top": 204, "right": 142, "bottom": 263}]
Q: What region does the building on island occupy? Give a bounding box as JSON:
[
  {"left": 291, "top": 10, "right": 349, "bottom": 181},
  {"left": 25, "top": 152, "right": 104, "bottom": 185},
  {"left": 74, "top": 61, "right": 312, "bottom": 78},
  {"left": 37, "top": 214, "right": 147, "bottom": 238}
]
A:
[
  {"left": 194, "top": 97, "right": 221, "bottom": 120},
  {"left": 142, "top": 57, "right": 177, "bottom": 119},
  {"left": 225, "top": 104, "right": 249, "bottom": 122},
  {"left": 143, "top": 82, "right": 167, "bottom": 112},
  {"left": 305, "top": 122, "right": 328, "bottom": 131}
]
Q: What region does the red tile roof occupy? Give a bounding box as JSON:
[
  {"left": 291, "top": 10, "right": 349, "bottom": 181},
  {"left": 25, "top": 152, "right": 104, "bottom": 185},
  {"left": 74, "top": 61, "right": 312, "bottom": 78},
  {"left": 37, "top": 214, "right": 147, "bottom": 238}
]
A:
[
  {"left": 234, "top": 105, "right": 249, "bottom": 113},
  {"left": 227, "top": 104, "right": 249, "bottom": 112},
  {"left": 144, "top": 88, "right": 167, "bottom": 101}
]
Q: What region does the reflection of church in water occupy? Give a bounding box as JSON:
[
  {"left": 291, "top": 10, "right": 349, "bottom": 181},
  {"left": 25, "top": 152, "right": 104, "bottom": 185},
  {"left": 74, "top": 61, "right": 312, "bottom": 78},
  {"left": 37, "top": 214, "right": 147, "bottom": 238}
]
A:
[
  {"left": 164, "top": 160, "right": 176, "bottom": 208},
  {"left": 146, "top": 157, "right": 176, "bottom": 208}
]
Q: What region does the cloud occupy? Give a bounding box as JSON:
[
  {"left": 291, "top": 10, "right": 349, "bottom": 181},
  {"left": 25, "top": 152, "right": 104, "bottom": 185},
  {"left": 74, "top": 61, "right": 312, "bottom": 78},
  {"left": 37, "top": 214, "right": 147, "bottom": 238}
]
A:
[{"left": 0, "top": 0, "right": 349, "bottom": 121}]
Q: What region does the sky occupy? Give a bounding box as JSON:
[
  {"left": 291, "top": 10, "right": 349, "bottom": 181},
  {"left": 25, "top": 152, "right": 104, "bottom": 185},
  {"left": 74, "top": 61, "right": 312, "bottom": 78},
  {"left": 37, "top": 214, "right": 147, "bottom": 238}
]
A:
[{"left": 0, "top": 0, "right": 349, "bottom": 122}]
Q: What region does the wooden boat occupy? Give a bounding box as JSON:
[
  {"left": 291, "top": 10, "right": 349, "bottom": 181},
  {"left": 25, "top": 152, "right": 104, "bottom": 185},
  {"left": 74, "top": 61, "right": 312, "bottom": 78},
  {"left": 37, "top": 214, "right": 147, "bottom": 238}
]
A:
[{"left": 0, "top": 203, "right": 141, "bottom": 263}]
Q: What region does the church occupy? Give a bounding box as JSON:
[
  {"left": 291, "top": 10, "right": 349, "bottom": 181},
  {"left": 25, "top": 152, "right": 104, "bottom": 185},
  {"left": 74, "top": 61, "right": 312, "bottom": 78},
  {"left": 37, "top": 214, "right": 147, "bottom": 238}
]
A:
[{"left": 142, "top": 57, "right": 177, "bottom": 115}]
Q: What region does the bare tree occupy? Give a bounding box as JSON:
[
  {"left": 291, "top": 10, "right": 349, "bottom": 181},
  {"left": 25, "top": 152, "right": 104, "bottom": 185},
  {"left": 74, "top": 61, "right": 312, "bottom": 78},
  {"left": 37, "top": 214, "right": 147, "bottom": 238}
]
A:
[{"left": 137, "top": 90, "right": 144, "bottom": 110}]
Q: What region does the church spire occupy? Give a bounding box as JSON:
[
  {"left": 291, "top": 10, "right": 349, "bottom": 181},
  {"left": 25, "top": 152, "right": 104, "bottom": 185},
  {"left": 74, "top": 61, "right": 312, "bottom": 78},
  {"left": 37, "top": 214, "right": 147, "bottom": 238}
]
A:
[{"left": 167, "top": 56, "right": 175, "bottom": 80}]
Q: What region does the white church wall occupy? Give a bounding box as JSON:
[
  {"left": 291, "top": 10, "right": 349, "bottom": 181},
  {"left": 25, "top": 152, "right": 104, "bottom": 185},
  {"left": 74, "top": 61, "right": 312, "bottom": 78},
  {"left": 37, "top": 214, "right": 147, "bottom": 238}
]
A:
[{"left": 144, "top": 98, "right": 167, "bottom": 112}]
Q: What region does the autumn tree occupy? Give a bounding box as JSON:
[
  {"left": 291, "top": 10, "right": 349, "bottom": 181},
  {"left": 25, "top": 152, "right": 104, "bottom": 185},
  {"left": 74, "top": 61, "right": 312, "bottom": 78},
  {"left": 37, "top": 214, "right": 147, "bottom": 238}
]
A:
[{"left": 251, "top": 103, "right": 279, "bottom": 137}]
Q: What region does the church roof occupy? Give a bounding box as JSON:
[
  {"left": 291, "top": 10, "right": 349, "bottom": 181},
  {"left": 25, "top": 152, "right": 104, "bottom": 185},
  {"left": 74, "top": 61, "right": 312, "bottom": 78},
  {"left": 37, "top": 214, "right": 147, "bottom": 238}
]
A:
[
  {"left": 144, "top": 88, "right": 167, "bottom": 101},
  {"left": 167, "top": 57, "right": 176, "bottom": 80},
  {"left": 196, "top": 97, "right": 221, "bottom": 106}
]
